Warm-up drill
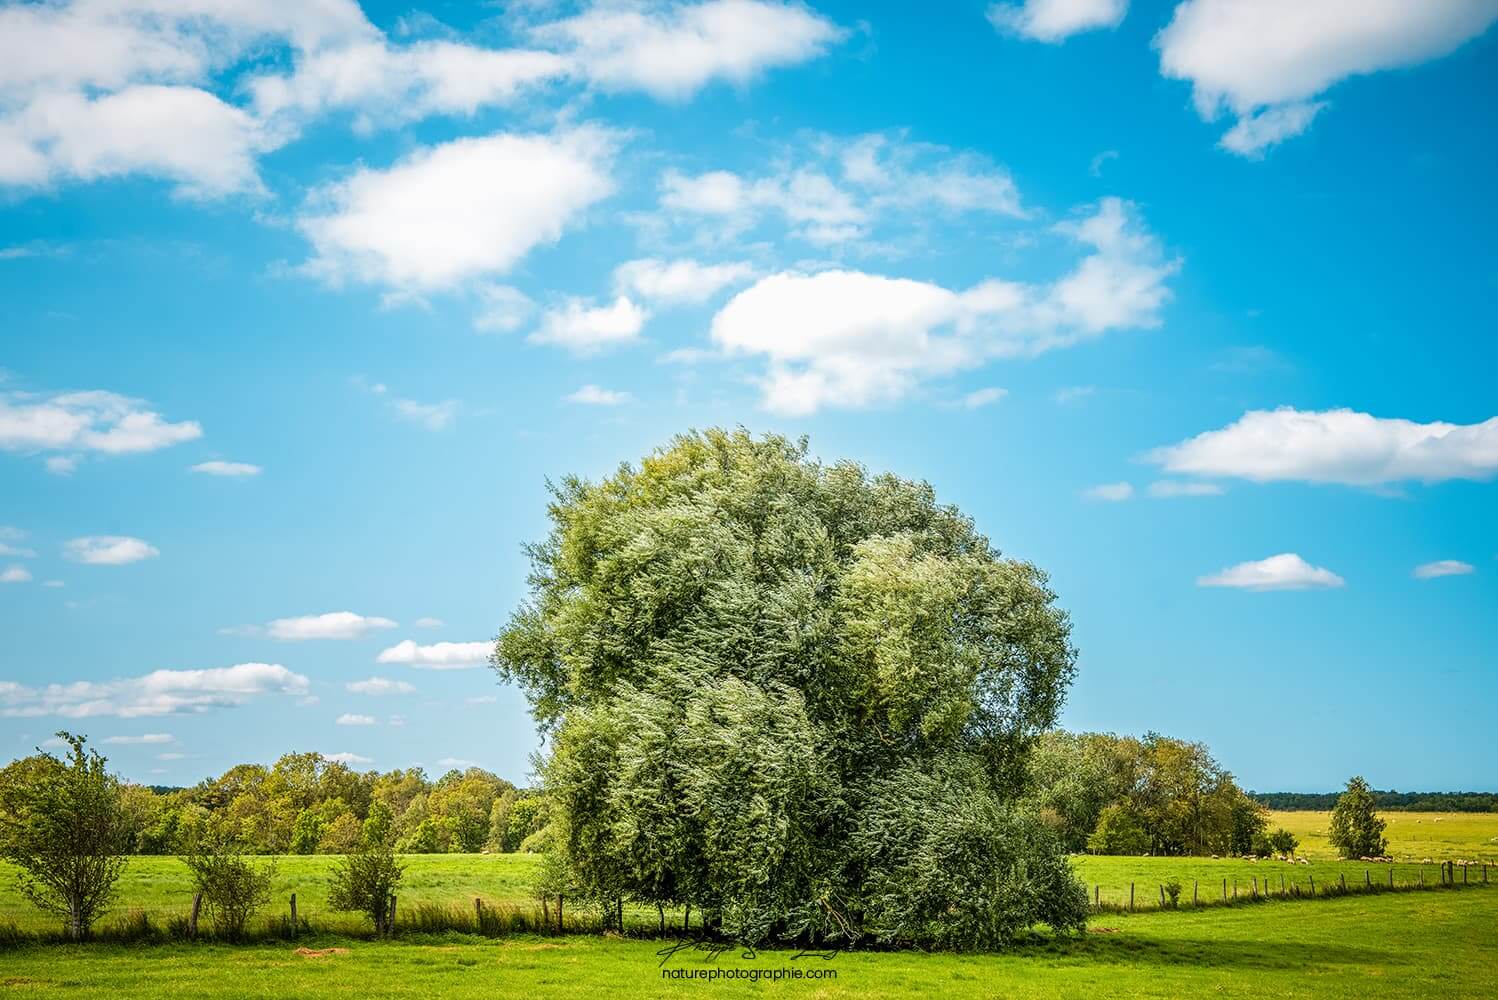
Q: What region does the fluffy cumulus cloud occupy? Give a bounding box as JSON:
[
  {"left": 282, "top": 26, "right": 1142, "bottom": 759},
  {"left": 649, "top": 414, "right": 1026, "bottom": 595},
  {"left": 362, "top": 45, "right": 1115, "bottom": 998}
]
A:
[
  {"left": 532, "top": 0, "right": 843, "bottom": 99},
  {"left": 1413, "top": 560, "right": 1475, "bottom": 580},
  {"left": 191, "top": 460, "right": 261, "bottom": 477},
  {"left": 0, "top": 662, "right": 309, "bottom": 718},
  {"left": 336, "top": 713, "right": 376, "bottom": 726},
  {"left": 530, "top": 296, "right": 647, "bottom": 355},
  {"left": 262, "top": 611, "right": 397, "bottom": 641},
  {"left": 1198, "top": 553, "right": 1345, "bottom": 591},
  {"left": 988, "top": 0, "right": 1129, "bottom": 42},
  {"left": 1148, "top": 407, "right": 1498, "bottom": 487},
  {"left": 0, "top": 388, "right": 201, "bottom": 467},
  {"left": 1157, "top": 0, "right": 1498, "bottom": 156},
  {"left": 325, "top": 751, "right": 372, "bottom": 765},
  {"left": 376, "top": 639, "right": 490, "bottom": 670},
  {"left": 0, "top": 526, "right": 36, "bottom": 559},
  {"left": 708, "top": 198, "right": 1177, "bottom": 414},
  {"left": 612, "top": 258, "right": 754, "bottom": 305},
  {"left": 0, "top": 1, "right": 839, "bottom": 197},
  {"left": 659, "top": 131, "right": 1025, "bottom": 245},
  {"left": 299, "top": 128, "right": 617, "bottom": 293},
  {"left": 346, "top": 676, "right": 416, "bottom": 695},
  {"left": 1, "top": 565, "right": 32, "bottom": 584},
  {"left": 63, "top": 536, "right": 159, "bottom": 565}
]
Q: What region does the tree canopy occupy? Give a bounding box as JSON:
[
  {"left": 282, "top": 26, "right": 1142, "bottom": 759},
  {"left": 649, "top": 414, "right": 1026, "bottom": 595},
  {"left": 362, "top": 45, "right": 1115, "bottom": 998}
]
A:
[
  {"left": 494, "top": 428, "right": 1086, "bottom": 948},
  {"left": 1329, "top": 776, "right": 1389, "bottom": 859}
]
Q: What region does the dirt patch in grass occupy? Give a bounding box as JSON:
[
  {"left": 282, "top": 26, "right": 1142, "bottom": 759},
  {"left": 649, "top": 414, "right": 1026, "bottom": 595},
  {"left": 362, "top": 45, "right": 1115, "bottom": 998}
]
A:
[{"left": 294, "top": 947, "right": 351, "bottom": 958}]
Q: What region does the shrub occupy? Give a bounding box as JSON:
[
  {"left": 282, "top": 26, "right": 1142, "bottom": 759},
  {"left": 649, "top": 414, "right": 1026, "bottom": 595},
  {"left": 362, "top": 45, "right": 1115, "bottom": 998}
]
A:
[
  {"left": 1163, "top": 879, "right": 1182, "bottom": 909},
  {"left": 1268, "top": 828, "right": 1298, "bottom": 856},
  {"left": 181, "top": 842, "right": 276, "bottom": 940},
  {"left": 0, "top": 733, "right": 130, "bottom": 940},
  {"left": 328, "top": 836, "right": 405, "bottom": 934}
]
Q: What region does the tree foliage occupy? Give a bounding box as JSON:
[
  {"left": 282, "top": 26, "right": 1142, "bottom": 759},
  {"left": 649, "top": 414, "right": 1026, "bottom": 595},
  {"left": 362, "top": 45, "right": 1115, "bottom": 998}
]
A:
[
  {"left": 327, "top": 831, "right": 405, "bottom": 935},
  {"left": 0, "top": 733, "right": 130, "bottom": 939},
  {"left": 494, "top": 429, "right": 1084, "bottom": 949},
  {"left": 1026, "top": 730, "right": 1268, "bottom": 856},
  {"left": 1329, "top": 776, "right": 1388, "bottom": 858}
]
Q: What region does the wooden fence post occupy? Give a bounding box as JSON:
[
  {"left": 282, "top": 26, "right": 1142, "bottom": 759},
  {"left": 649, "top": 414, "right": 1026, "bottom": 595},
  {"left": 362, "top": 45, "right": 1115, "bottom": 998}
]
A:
[
  {"left": 1339, "top": 873, "right": 1346, "bottom": 892},
  {"left": 389, "top": 895, "right": 397, "bottom": 934},
  {"left": 1094, "top": 885, "right": 1099, "bottom": 909},
  {"left": 1232, "top": 878, "right": 1237, "bottom": 901},
  {"left": 1193, "top": 880, "right": 1198, "bottom": 906},
  {"left": 1129, "top": 883, "right": 1134, "bottom": 912},
  {"left": 475, "top": 897, "right": 483, "bottom": 930},
  {"left": 189, "top": 892, "right": 202, "bottom": 940},
  {"left": 1159, "top": 884, "right": 1165, "bottom": 907},
  {"left": 290, "top": 893, "right": 297, "bottom": 939},
  {"left": 1389, "top": 866, "right": 1394, "bottom": 888},
  {"left": 1463, "top": 864, "right": 1468, "bottom": 886},
  {"left": 1221, "top": 878, "right": 1227, "bottom": 901},
  {"left": 1280, "top": 874, "right": 1286, "bottom": 896},
  {"left": 542, "top": 896, "right": 550, "bottom": 928},
  {"left": 1251, "top": 876, "right": 1257, "bottom": 898}
]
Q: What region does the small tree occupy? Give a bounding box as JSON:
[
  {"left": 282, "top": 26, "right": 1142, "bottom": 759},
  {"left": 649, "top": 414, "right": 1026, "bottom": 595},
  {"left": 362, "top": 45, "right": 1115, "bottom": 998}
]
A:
[
  {"left": 0, "top": 732, "right": 129, "bottom": 940},
  {"left": 328, "top": 831, "right": 405, "bottom": 934},
  {"left": 1086, "top": 804, "right": 1150, "bottom": 855},
  {"left": 181, "top": 840, "right": 276, "bottom": 940},
  {"left": 1268, "top": 828, "right": 1298, "bottom": 856},
  {"left": 1329, "top": 776, "right": 1387, "bottom": 858}
]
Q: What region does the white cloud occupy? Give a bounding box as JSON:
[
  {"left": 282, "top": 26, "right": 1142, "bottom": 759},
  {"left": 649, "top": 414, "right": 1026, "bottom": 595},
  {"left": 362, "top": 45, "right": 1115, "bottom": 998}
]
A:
[
  {"left": 336, "top": 713, "right": 376, "bottom": 726},
  {"left": 1147, "top": 480, "right": 1224, "bottom": 498},
  {"left": 473, "top": 285, "right": 535, "bottom": 334},
  {"left": 103, "top": 733, "right": 174, "bottom": 745},
  {"left": 1147, "top": 407, "right": 1498, "bottom": 486},
  {"left": 531, "top": 296, "right": 646, "bottom": 355},
  {"left": 346, "top": 677, "right": 416, "bottom": 696},
  {"left": 1198, "top": 553, "right": 1345, "bottom": 591},
  {"left": 191, "top": 460, "right": 261, "bottom": 477},
  {"left": 0, "top": 388, "right": 201, "bottom": 460},
  {"left": 1054, "top": 385, "right": 1096, "bottom": 404},
  {"left": 989, "top": 0, "right": 1128, "bottom": 43},
  {"left": 959, "top": 387, "right": 1007, "bottom": 409},
  {"left": 0, "top": 662, "right": 310, "bottom": 718},
  {"left": 376, "top": 639, "right": 490, "bottom": 670},
  {"left": 3, "top": 85, "right": 272, "bottom": 197},
  {"left": 325, "top": 751, "right": 372, "bottom": 765},
  {"left": 414, "top": 617, "right": 445, "bottom": 629},
  {"left": 1413, "top": 560, "right": 1475, "bottom": 580},
  {"left": 612, "top": 258, "right": 754, "bottom": 305},
  {"left": 708, "top": 198, "right": 1176, "bottom": 414},
  {"left": 64, "top": 536, "right": 159, "bottom": 566},
  {"left": 387, "top": 714, "right": 406, "bottom": 727},
  {"left": 42, "top": 580, "right": 64, "bottom": 588},
  {"left": 660, "top": 131, "right": 1025, "bottom": 245},
  {"left": 1, "top": 565, "right": 32, "bottom": 583},
  {"left": 298, "top": 128, "right": 616, "bottom": 293},
  {"left": 156, "top": 752, "right": 185, "bottom": 761},
  {"left": 45, "top": 456, "right": 77, "bottom": 475},
  {"left": 265, "top": 611, "right": 398, "bottom": 641},
  {"left": 531, "top": 0, "right": 843, "bottom": 100},
  {"left": 565, "top": 384, "right": 633, "bottom": 406},
  {"left": 1083, "top": 482, "right": 1133, "bottom": 502},
  {"left": 437, "top": 757, "right": 481, "bottom": 769},
  {"left": 1157, "top": 0, "right": 1498, "bottom": 156},
  {"left": 391, "top": 398, "right": 459, "bottom": 431},
  {"left": 466, "top": 695, "right": 499, "bottom": 705}
]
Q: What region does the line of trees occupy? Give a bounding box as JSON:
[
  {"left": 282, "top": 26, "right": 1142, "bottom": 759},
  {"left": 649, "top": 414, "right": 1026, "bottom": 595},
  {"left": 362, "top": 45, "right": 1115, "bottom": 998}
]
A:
[
  {"left": 1251, "top": 790, "right": 1498, "bottom": 813},
  {"left": 9, "top": 750, "right": 549, "bottom": 858}
]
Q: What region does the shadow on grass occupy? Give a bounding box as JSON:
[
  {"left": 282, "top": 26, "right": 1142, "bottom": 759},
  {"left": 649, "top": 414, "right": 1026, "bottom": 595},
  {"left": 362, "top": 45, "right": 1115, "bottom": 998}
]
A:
[{"left": 1006, "top": 931, "right": 1405, "bottom": 972}]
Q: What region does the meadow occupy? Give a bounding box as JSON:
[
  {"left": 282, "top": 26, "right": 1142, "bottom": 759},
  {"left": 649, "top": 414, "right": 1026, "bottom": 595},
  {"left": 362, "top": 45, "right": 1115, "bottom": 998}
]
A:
[
  {"left": 0, "top": 888, "right": 1493, "bottom": 999},
  {"left": 0, "top": 811, "right": 1492, "bottom": 933}
]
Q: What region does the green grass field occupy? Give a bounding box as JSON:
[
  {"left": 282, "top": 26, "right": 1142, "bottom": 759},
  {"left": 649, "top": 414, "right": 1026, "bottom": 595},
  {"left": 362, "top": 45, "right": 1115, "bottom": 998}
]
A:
[
  {"left": 1269, "top": 810, "right": 1498, "bottom": 861},
  {"left": 0, "top": 888, "right": 1493, "bottom": 999},
  {"left": 1, "top": 808, "right": 1494, "bottom": 933}
]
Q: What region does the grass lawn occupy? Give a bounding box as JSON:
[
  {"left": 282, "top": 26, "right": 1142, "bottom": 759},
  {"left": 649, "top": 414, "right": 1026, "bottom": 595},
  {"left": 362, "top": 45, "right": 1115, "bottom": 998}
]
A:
[
  {"left": 3, "top": 829, "right": 1496, "bottom": 932},
  {"left": 0, "top": 887, "right": 1492, "bottom": 998}
]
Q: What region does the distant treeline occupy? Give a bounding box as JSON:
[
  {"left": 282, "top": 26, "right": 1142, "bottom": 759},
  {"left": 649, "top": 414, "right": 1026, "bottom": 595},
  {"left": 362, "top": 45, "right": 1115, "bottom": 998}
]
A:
[{"left": 1252, "top": 791, "right": 1498, "bottom": 812}]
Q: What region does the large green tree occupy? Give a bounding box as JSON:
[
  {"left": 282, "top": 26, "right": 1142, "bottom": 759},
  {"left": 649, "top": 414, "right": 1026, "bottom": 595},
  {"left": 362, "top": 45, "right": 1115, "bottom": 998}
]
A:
[{"left": 494, "top": 429, "right": 1086, "bottom": 949}]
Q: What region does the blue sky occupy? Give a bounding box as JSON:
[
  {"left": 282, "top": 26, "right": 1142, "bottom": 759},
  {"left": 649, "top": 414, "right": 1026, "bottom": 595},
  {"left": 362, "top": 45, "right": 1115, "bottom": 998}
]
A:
[{"left": 1, "top": 0, "right": 1495, "bottom": 793}]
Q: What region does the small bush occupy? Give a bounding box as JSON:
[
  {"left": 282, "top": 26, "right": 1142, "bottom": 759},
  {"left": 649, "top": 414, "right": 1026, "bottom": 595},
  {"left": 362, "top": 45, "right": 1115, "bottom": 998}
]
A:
[
  {"left": 328, "top": 835, "right": 405, "bottom": 934},
  {"left": 1268, "top": 828, "right": 1298, "bottom": 856},
  {"left": 1162, "top": 879, "right": 1182, "bottom": 909},
  {"left": 181, "top": 844, "right": 276, "bottom": 941}
]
